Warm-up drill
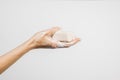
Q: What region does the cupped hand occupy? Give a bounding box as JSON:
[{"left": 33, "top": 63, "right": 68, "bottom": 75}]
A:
[{"left": 28, "top": 27, "right": 80, "bottom": 49}]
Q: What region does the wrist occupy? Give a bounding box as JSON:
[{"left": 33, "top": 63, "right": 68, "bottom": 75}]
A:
[{"left": 24, "top": 39, "right": 37, "bottom": 50}]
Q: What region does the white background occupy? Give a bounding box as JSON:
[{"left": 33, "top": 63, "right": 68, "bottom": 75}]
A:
[{"left": 0, "top": 0, "right": 120, "bottom": 80}]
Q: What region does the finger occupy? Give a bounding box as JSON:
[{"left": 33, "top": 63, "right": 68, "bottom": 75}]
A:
[
  {"left": 44, "top": 27, "right": 61, "bottom": 36},
  {"left": 45, "top": 37, "right": 58, "bottom": 48},
  {"left": 57, "top": 38, "right": 80, "bottom": 48},
  {"left": 65, "top": 38, "right": 80, "bottom": 47},
  {"left": 36, "top": 27, "right": 61, "bottom": 39}
]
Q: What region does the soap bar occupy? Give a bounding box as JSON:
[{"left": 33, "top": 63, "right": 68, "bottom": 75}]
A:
[{"left": 52, "top": 30, "right": 75, "bottom": 42}]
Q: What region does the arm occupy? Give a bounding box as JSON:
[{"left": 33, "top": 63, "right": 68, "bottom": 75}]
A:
[
  {"left": 0, "top": 27, "right": 80, "bottom": 74},
  {"left": 0, "top": 40, "right": 33, "bottom": 74}
]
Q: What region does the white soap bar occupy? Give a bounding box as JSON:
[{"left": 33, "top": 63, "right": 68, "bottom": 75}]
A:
[{"left": 52, "top": 30, "right": 75, "bottom": 42}]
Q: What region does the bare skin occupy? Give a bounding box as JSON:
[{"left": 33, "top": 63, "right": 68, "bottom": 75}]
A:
[{"left": 0, "top": 27, "right": 80, "bottom": 74}]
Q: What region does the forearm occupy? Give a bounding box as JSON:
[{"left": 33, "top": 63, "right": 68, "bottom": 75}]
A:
[
  {"left": 0, "top": 39, "right": 33, "bottom": 74},
  {"left": 0, "top": 27, "right": 79, "bottom": 74}
]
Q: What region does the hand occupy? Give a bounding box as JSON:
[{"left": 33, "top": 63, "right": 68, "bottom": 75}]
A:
[
  {"left": 0, "top": 27, "right": 80, "bottom": 74},
  {"left": 28, "top": 27, "right": 80, "bottom": 49}
]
